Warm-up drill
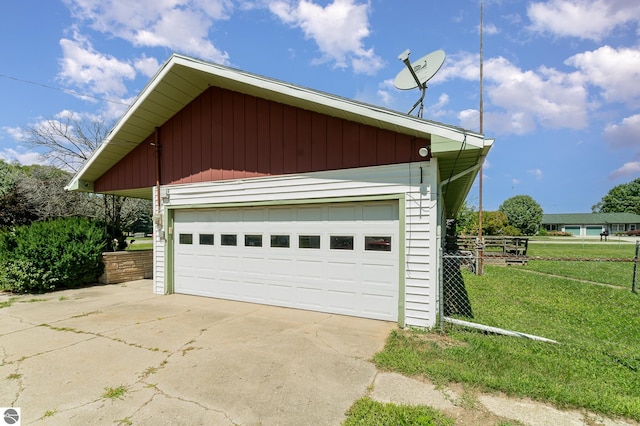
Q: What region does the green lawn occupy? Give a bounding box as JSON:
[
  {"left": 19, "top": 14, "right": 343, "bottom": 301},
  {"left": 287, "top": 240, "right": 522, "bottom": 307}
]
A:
[
  {"left": 527, "top": 241, "right": 637, "bottom": 259},
  {"left": 373, "top": 243, "right": 640, "bottom": 422},
  {"left": 125, "top": 237, "right": 153, "bottom": 251}
]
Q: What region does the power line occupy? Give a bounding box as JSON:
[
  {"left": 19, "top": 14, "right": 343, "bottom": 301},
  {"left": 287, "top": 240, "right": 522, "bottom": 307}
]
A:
[{"left": 0, "top": 73, "right": 131, "bottom": 106}]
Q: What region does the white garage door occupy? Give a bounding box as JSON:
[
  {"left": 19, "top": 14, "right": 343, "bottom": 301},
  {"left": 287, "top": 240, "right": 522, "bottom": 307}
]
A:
[{"left": 173, "top": 201, "right": 399, "bottom": 321}]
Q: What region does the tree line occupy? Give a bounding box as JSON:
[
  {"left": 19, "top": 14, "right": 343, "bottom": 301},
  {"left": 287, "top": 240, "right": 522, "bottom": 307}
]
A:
[
  {"left": 456, "top": 178, "right": 640, "bottom": 237},
  {"left": 0, "top": 159, "right": 152, "bottom": 243}
]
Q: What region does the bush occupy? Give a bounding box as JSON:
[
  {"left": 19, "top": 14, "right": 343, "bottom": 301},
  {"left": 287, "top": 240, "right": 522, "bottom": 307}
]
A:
[
  {"left": 627, "top": 229, "right": 640, "bottom": 236},
  {"left": 502, "top": 225, "right": 522, "bottom": 236},
  {"left": 546, "top": 231, "right": 574, "bottom": 237},
  {"left": 0, "top": 217, "right": 106, "bottom": 293}
]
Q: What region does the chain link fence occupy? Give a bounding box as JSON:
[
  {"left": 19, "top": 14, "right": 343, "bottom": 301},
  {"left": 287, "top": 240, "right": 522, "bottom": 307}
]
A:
[{"left": 440, "top": 238, "right": 640, "bottom": 364}]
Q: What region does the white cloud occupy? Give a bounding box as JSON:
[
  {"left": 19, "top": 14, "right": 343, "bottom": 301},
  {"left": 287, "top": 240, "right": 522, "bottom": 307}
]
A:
[
  {"left": 441, "top": 52, "right": 588, "bottom": 134},
  {"left": 376, "top": 79, "right": 395, "bottom": 105},
  {"left": 58, "top": 31, "right": 136, "bottom": 98},
  {"left": 610, "top": 162, "right": 640, "bottom": 180},
  {"left": 269, "top": 0, "right": 383, "bottom": 74},
  {"left": 528, "top": 168, "right": 543, "bottom": 180},
  {"left": 481, "top": 23, "right": 499, "bottom": 35},
  {"left": 527, "top": 0, "right": 640, "bottom": 41},
  {"left": 566, "top": 45, "right": 640, "bottom": 105},
  {"left": 603, "top": 113, "right": 640, "bottom": 152},
  {"left": 134, "top": 56, "right": 160, "bottom": 78},
  {"left": 64, "top": 0, "right": 231, "bottom": 63},
  {"left": 0, "top": 147, "right": 46, "bottom": 166},
  {"left": 2, "top": 126, "right": 28, "bottom": 142}
]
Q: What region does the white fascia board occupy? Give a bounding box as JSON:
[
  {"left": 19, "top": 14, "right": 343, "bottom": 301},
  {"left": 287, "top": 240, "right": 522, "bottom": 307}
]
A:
[{"left": 65, "top": 58, "right": 178, "bottom": 191}]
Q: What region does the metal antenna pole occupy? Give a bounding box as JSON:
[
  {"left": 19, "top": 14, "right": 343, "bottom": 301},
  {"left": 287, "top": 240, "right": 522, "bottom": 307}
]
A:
[{"left": 477, "top": 1, "right": 485, "bottom": 275}]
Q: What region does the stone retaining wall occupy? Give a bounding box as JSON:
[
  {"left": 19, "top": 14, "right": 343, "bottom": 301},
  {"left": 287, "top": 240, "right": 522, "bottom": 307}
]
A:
[{"left": 100, "top": 250, "right": 153, "bottom": 284}]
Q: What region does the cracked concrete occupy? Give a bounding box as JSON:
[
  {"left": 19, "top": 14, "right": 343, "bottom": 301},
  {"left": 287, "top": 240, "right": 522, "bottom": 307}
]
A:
[
  {"left": 1, "top": 280, "right": 637, "bottom": 425},
  {"left": 0, "top": 280, "right": 393, "bottom": 425}
]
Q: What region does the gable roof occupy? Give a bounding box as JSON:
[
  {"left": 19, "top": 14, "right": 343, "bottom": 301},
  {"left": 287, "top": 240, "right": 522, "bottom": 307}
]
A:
[
  {"left": 542, "top": 212, "right": 640, "bottom": 225},
  {"left": 67, "top": 53, "right": 493, "bottom": 216}
]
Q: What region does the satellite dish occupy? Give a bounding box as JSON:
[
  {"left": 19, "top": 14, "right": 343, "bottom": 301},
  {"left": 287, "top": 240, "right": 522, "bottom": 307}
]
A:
[
  {"left": 394, "top": 49, "right": 446, "bottom": 117},
  {"left": 394, "top": 49, "right": 446, "bottom": 90}
]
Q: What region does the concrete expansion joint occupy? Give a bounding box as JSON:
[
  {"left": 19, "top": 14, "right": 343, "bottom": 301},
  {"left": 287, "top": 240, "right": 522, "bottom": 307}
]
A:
[{"left": 365, "top": 371, "right": 379, "bottom": 398}]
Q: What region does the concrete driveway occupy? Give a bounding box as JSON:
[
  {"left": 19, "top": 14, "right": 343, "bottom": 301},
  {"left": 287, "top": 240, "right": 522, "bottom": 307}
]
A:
[{"left": 0, "top": 280, "right": 395, "bottom": 425}]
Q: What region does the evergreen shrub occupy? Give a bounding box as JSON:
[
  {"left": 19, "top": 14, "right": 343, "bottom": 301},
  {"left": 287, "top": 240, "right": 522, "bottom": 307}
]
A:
[{"left": 0, "top": 217, "right": 106, "bottom": 293}]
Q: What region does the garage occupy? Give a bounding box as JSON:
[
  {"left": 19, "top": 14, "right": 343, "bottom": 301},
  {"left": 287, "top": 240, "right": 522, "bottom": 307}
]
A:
[
  {"left": 173, "top": 200, "right": 400, "bottom": 321},
  {"left": 585, "top": 226, "right": 603, "bottom": 236},
  {"left": 66, "top": 54, "right": 493, "bottom": 328},
  {"left": 564, "top": 226, "right": 581, "bottom": 236}
]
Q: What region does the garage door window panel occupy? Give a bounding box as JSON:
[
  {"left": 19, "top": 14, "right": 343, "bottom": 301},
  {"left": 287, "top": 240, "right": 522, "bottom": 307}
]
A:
[
  {"left": 221, "top": 234, "right": 237, "bottom": 246},
  {"left": 330, "top": 236, "right": 354, "bottom": 250},
  {"left": 245, "top": 235, "right": 263, "bottom": 247},
  {"left": 270, "top": 235, "right": 290, "bottom": 248},
  {"left": 299, "top": 235, "right": 321, "bottom": 249},
  {"left": 365, "top": 236, "right": 392, "bottom": 252},
  {"left": 199, "top": 234, "right": 214, "bottom": 245},
  {"left": 179, "top": 234, "right": 193, "bottom": 244}
]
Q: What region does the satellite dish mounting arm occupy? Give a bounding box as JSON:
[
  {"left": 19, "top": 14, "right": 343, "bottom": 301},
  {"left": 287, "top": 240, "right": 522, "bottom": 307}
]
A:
[{"left": 398, "top": 49, "right": 427, "bottom": 117}]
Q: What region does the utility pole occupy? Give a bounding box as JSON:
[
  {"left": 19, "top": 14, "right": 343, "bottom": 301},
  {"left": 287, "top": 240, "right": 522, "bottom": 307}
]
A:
[{"left": 477, "top": 1, "right": 485, "bottom": 275}]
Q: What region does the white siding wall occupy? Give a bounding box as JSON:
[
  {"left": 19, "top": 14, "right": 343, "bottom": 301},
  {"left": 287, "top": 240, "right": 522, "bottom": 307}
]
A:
[
  {"left": 152, "top": 190, "right": 166, "bottom": 295},
  {"left": 153, "top": 161, "right": 439, "bottom": 327}
]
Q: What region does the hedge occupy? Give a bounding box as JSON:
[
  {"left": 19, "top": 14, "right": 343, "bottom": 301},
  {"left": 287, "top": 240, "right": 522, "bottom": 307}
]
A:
[{"left": 0, "top": 217, "right": 106, "bottom": 293}]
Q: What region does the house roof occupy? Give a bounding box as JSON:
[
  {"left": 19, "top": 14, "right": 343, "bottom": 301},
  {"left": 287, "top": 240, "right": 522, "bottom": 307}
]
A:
[
  {"left": 542, "top": 212, "right": 640, "bottom": 225},
  {"left": 67, "top": 53, "right": 493, "bottom": 216}
]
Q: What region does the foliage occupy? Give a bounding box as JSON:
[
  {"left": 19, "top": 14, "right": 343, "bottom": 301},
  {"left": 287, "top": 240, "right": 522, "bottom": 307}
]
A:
[
  {"left": 592, "top": 177, "right": 640, "bottom": 215},
  {"left": 343, "top": 397, "right": 453, "bottom": 426},
  {"left": 499, "top": 195, "right": 543, "bottom": 235},
  {"left": 121, "top": 198, "right": 153, "bottom": 235},
  {"left": 454, "top": 201, "right": 477, "bottom": 235},
  {"left": 0, "top": 217, "right": 106, "bottom": 293},
  {"left": 455, "top": 203, "right": 512, "bottom": 236},
  {"left": 482, "top": 211, "right": 509, "bottom": 235}
]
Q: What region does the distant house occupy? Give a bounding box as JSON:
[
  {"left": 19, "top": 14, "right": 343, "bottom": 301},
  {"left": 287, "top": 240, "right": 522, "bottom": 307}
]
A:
[{"left": 542, "top": 213, "right": 640, "bottom": 236}]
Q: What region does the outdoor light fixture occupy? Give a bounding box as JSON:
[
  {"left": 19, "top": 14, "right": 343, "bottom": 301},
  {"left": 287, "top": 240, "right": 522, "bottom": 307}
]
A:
[{"left": 418, "top": 146, "right": 430, "bottom": 158}]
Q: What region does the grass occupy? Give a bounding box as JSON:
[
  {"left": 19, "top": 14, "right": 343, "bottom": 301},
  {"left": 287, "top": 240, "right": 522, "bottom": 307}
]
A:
[
  {"left": 126, "top": 237, "right": 153, "bottom": 251},
  {"left": 343, "top": 397, "right": 454, "bottom": 426},
  {"left": 0, "top": 296, "right": 19, "bottom": 309},
  {"left": 374, "top": 242, "right": 640, "bottom": 421},
  {"left": 102, "top": 385, "right": 128, "bottom": 400},
  {"left": 527, "top": 242, "right": 637, "bottom": 259}
]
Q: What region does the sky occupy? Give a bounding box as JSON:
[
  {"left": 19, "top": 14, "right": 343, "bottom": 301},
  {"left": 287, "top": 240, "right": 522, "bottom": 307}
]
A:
[{"left": 0, "top": 0, "right": 639, "bottom": 214}]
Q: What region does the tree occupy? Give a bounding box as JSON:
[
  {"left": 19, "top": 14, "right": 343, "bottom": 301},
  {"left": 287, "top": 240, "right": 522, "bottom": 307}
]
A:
[
  {"left": 483, "top": 211, "right": 510, "bottom": 236},
  {"left": 592, "top": 178, "right": 640, "bottom": 215},
  {"left": 499, "top": 195, "right": 543, "bottom": 236},
  {"left": 0, "top": 160, "right": 37, "bottom": 228},
  {"left": 27, "top": 114, "right": 109, "bottom": 173},
  {"left": 26, "top": 115, "right": 149, "bottom": 246},
  {"left": 455, "top": 202, "right": 511, "bottom": 236},
  {"left": 455, "top": 201, "right": 478, "bottom": 235},
  {"left": 18, "top": 165, "right": 98, "bottom": 221}
]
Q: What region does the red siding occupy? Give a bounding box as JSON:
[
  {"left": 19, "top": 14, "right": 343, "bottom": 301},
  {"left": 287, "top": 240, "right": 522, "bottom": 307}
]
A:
[{"left": 95, "top": 86, "right": 430, "bottom": 193}]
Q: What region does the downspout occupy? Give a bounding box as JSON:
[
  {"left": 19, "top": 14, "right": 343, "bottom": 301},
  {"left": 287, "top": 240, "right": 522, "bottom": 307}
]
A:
[
  {"left": 154, "top": 127, "right": 161, "bottom": 215},
  {"left": 152, "top": 127, "right": 164, "bottom": 240}
]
